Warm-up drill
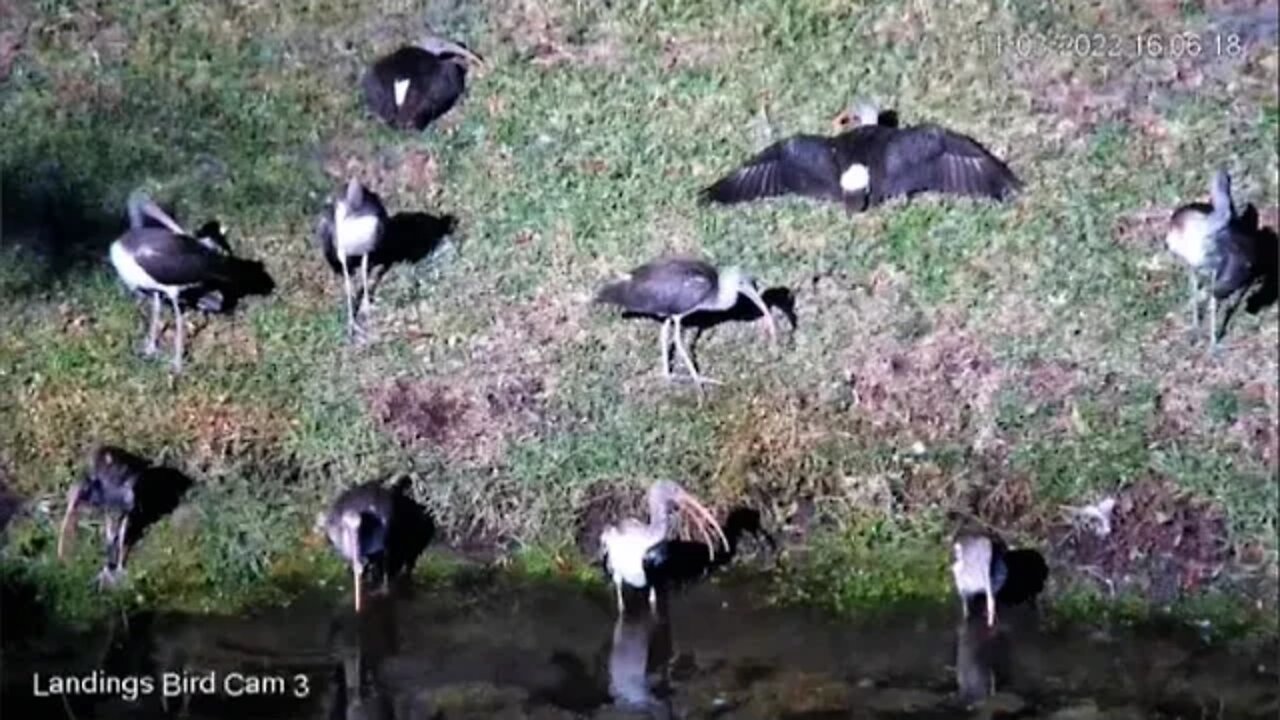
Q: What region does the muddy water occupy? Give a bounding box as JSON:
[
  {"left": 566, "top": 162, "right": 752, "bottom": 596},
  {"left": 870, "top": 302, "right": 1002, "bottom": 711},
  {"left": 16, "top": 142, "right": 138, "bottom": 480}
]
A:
[{"left": 2, "top": 577, "right": 1276, "bottom": 719}]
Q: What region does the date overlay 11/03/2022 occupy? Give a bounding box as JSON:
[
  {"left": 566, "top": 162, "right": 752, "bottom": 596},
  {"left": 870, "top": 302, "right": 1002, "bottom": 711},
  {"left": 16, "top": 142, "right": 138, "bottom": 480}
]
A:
[{"left": 977, "top": 30, "right": 1245, "bottom": 60}]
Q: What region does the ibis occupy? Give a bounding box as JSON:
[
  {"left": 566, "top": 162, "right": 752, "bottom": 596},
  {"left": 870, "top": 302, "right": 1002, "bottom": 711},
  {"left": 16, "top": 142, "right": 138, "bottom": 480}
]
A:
[
  {"left": 595, "top": 257, "right": 777, "bottom": 386},
  {"left": 321, "top": 477, "right": 434, "bottom": 612},
  {"left": 700, "top": 101, "right": 1021, "bottom": 213},
  {"left": 316, "top": 179, "right": 390, "bottom": 335},
  {"left": 1165, "top": 168, "right": 1274, "bottom": 351},
  {"left": 108, "top": 190, "right": 274, "bottom": 372},
  {"left": 951, "top": 531, "right": 1008, "bottom": 627},
  {"left": 642, "top": 507, "right": 775, "bottom": 593},
  {"left": 600, "top": 481, "right": 728, "bottom": 615},
  {"left": 362, "top": 33, "right": 485, "bottom": 131},
  {"left": 57, "top": 446, "right": 145, "bottom": 586}
]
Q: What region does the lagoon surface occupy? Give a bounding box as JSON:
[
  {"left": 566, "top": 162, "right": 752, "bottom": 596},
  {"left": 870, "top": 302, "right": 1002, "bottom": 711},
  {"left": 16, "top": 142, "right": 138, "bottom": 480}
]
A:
[{"left": 3, "top": 578, "right": 1276, "bottom": 719}]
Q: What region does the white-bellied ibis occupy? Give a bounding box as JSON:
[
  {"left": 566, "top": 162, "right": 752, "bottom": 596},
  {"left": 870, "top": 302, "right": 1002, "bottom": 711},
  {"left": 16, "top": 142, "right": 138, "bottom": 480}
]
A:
[
  {"left": 316, "top": 180, "right": 389, "bottom": 336},
  {"left": 595, "top": 257, "right": 777, "bottom": 385},
  {"left": 600, "top": 481, "right": 728, "bottom": 615},
  {"left": 700, "top": 101, "right": 1020, "bottom": 213},
  {"left": 321, "top": 478, "right": 433, "bottom": 612},
  {"left": 109, "top": 191, "right": 273, "bottom": 372},
  {"left": 951, "top": 531, "right": 1008, "bottom": 627},
  {"left": 57, "top": 446, "right": 146, "bottom": 586},
  {"left": 1165, "top": 169, "right": 1272, "bottom": 351},
  {"left": 362, "top": 33, "right": 485, "bottom": 131},
  {"left": 642, "top": 507, "right": 775, "bottom": 592}
]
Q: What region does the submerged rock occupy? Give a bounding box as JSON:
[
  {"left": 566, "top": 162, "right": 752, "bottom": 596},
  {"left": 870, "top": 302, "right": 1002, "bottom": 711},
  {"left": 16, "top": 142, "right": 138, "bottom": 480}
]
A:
[{"left": 744, "top": 670, "right": 851, "bottom": 717}]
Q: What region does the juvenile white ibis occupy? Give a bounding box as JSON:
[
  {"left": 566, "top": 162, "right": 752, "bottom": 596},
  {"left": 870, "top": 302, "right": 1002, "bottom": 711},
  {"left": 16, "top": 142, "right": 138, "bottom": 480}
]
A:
[
  {"left": 57, "top": 446, "right": 146, "bottom": 586},
  {"left": 315, "top": 180, "right": 389, "bottom": 335},
  {"left": 951, "top": 531, "right": 1008, "bottom": 627},
  {"left": 595, "top": 257, "right": 777, "bottom": 385},
  {"left": 642, "top": 507, "right": 775, "bottom": 592},
  {"left": 600, "top": 481, "right": 728, "bottom": 615},
  {"left": 700, "top": 101, "right": 1020, "bottom": 213},
  {"left": 1165, "top": 169, "right": 1272, "bottom": 351},
  {"left": 108, "top": 190, "right": 273, "bottom": 372},
  {"left": 362, "top": 33, "right": 485, "bottom": 131},
  {"left": 322, "top": 478, "right": 432, "bottom": 612}
]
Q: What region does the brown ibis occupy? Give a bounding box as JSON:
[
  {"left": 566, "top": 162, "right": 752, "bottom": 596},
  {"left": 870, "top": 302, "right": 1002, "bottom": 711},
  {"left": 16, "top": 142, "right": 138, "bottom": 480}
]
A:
[
  {"left": 362, "top": 33, "right": 485, "bottom": 131},
  {"left": 108, "top": 190, "right": 273, "bottom": 372},
  {"left": 700, "top": 100, "right": 1020, "bottom": 213},
  {"left": 951, "top": 531, "right": 1008, "bottom": 627},
  {"left": 315, "top": 180, "right": 390, "bottom": 336},
  {"left": 1165, "top": 168, "right": 1274, "bottom": 351},
  {"left": 600, "top": 481, "right": 729, "bottom": 615},
  {"left": 595, "top": 257, "right": 777, "bottom": 385},
  {"left": 321, "top": 477, "right": 434, "bottom": 612},
  {"left": 641, "top": 507, "right": 775, "bottom": 592},
  {"left": 57, "top": 446, "right": 145, "bottom": 586}
]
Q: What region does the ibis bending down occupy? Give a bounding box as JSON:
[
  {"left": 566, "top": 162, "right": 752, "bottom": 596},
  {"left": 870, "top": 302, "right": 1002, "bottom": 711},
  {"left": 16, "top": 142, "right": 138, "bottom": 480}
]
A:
[
  {"left": 57, "top": 447, "right": 146, "bottom": 586},
  {"left": 700, "top": 101, "right": 1020, "bottom": 213},
  {"left": 595, "top": 258, "right": 777, "bottom": 385},
  {"left": 642, "top": 507, "right": 775, "bottom": 592},
  {"left": 601, "top": 481, "right": 729, "bottom": 615},
  {"left": 1165, "top": 169, "right": 1274, "bottom": 351},
  {"left": 322, "top": 478, "right": 434, "bottom": 612},
  {"left": 316, "top": 180, "right": 390, "bottom": 336},
  {"left": 362, "top": 33, "right": 485, "bottom": 131},
  {"left": 109, "top": 191, "right": 274, "bottom": 372}
]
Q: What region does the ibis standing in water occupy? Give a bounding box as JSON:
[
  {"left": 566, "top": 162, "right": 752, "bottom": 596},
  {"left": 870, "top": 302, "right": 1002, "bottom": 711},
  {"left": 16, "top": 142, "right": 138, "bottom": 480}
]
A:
[
  {"left": 109, "top": 191, "right": 273, "bottom": 372},
  {"left": 57, "top": 446, "right": 147, "bottom": 586},
  {"left": 595, "top": 257, "right": 777, "bottom": 385},
  {"left": 700, "top": 101, "right": 1020, "bottom": 213},
  {"left": 1165, "top": 168, "right": 1271, "bottom": 351},
  {"left": 951, "top": 531, "right": 1008, "bottom": 627},
  {"left": 642, "top": 507, "right": 775, "bottom": 593},
  {"left": 362, "top": 33, "right": 485, "bottom": 131},
  {"left": 316, "top": 180, "right": 390, "bottom": 336},
  {"left": 600, "top": 481, "right": 729, "bottom": 615},
  {"left": 322, "top": 478, "right": 433, "bottom": 612}
]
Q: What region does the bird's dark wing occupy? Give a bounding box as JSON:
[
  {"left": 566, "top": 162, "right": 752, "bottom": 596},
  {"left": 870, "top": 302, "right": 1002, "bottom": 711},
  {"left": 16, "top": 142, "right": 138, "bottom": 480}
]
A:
[
  {"left": 699, "top": 135, "right": 843, "bottom": 204},
  {"left": 596, "top": 258, "right": 717, "bottom": 316},
  {"left": 313, "top": 203, "right": 342, "bottom": 273},
  {"left": 882, "top": 125, "right": 1021, "bottom": 200},
  {"left": 1213, "top": 228, "right": 1262, "bottom": 298},
  {"left": 410, "top": 63, "right": 467, "bottom": 129},
  {"left": 123, "top": 229, "right": 242, "bottom": 286}
]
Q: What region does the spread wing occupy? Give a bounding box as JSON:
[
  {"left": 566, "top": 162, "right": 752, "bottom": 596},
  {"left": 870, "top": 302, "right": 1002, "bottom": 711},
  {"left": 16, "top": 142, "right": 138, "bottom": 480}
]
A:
[
  {"left": 699, "top": 135, "right": 843, "bottom": 204},
  {"left": 882, "top": 125, "right": 1021, "bottom": 200}
]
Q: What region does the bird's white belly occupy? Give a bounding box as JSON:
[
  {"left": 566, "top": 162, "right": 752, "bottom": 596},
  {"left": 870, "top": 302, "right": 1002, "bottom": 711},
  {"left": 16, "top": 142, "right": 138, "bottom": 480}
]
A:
[
  {"left": 603, "top": 527, "right": 659, "bottom": 589},
  {"left": 110, "top": 241, "right": 163, "bottom": 293},
  {"left": 840, "top": 163, "right": 871, "bottom": 193},
  {"left": 335, "top": 213, "right": 381, "bottom": 258},
  {"left": 393, "top": 78, "right": 411, "bottom": 108},
  {"left": 1165, "top": 226, "right": 1211, "bottom": 268}
]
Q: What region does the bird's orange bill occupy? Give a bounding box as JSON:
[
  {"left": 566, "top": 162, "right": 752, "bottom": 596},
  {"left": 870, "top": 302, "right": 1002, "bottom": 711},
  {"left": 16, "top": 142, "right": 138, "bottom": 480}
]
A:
[
  {"left": 57, "top": 491, "right": 82, "bottom": 561},
  {"left": 675, "top": 493, "right": 729, "bottom": 559},
  {"left": 740, "top": 286, "right": 777, "bottom": 341},
  {"left": 353, "top": 561, "right": 363, "bottom": 613}
]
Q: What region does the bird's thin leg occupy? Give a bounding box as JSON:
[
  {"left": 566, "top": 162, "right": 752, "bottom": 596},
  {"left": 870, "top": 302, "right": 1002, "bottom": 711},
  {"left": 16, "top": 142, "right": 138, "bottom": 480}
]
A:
[
  {"left": 1188, "top": 269, "right": 1200, "bottom": 331},
  {"left": 1209, "top": 292, "right": 1219, "bottom": 353},
  {"left": 360, "top": 253, "right": 373, "bottom": 315},
  {"left": 648, "top": 587, "right": 659, "bottom": 618},
  {"left": 672, "top": 315, "right": 719, "bottom": 386},
  {"left": 170, "top": 295, "right": 185, "bottom": 373},
  {"left": 102, "top": 516, "right": 119, "bottom": 567},
  {"left": 143, "top": 293, "right": 162, "bottom": 357},
  {"left": 615, "top": 582, "right": 624, "bottom": 614},
  {"left": 985, "top": 587, "right": 996, "bottom": 627},
  {"left": 959, "top": 591, "right": 969, "bottom": 619},
  {"left": 115, "top": 513, "right": 131, "bottom": 571},
  {"left": 340, "top": 256, "right": 357, "bottom": 334},
  {"left": 659, "top": 318, "right": 672, "bottom": 378}
]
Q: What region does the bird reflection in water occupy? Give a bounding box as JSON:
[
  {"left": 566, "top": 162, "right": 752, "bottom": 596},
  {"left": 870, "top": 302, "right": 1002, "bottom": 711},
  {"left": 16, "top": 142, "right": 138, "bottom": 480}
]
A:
[
  {"left": 326, "top": 593, "right": 398, "bottom": 720},
  {"left": 608, "top": 599, "right": 675, "bottom": 719}
]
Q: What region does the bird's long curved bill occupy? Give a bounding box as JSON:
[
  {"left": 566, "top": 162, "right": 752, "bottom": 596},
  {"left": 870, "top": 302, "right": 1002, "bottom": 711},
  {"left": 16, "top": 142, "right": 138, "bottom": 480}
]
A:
[
  {"left": 675, "top": 493, "right": 730, "bottom": 558},
  {"left": 741, "top": 286, "right": 777, "bottom": 340},
  {"left": 440, "top": 40, "right": 486, "bottom": 68},
  {"left": 141, "top": 199, "right": 188, "bottom": 236},
  {"left": 352, "top": 560, "right": 363, "bottom": 613},
  {"left": 56, "top": 495, "right": 81, "bottom": 561}
]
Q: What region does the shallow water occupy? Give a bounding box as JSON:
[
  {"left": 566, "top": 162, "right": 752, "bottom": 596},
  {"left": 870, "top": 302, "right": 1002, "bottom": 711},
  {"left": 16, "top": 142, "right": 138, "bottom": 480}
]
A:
[{"left": 3, "top": 577, "right": 1276, "bottom": 719}]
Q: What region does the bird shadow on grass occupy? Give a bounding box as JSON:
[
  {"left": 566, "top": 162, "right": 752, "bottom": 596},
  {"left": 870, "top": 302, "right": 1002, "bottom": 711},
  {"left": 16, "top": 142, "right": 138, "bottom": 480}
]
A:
[
  {"left": 121, "top": 466, "right": 196, "bottom": 558},
  {"left": 317, "top": 209, "right": 459, "bottom": 294},
  {"left": 1219, "top": 210, "right": 1279, "bottom": 339}
]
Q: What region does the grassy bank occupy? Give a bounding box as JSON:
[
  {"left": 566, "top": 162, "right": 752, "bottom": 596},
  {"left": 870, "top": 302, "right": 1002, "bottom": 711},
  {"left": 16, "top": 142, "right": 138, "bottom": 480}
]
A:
[{"left": 1, "top": 0, "right": 1277, "bottom": 629}]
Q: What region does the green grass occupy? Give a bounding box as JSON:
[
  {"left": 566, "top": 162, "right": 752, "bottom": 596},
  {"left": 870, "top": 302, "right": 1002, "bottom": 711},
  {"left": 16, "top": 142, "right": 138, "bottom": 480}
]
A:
[{"left": 1, "top": 0, "right": 1277, "bottom": 627}]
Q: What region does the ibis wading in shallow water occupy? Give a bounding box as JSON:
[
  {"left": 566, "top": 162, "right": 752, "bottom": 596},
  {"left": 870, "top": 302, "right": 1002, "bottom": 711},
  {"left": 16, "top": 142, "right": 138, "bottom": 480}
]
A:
[
  {"left": 596, "top": 258, "right": 777, "bottom": 385},
  {"left": 951, "top": 531, "right": 1008, "bottom": 627},
  {"left": 363, "top": 33, "right": 485, "bottom": 131},
  {"left": 322, "top": 478, "right": 433, "bottom": 612},
  {"left": 601, "top": 481, "right": 729, "bottom": 615},
  {"left": 1165, "top": 168, "right": 1273, "bottom": 351},
  {"left": 109, "top": 191, "right": 273, "bottom": 372},
  {"left": 317, "top": 180, "right": 390, "bottom": 336},
  {"left": 58, "top": 446, "right": 146, "bottom": 586},
  {"left": 700, "top": 101, "right": 1020, "bottom": 213}
]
